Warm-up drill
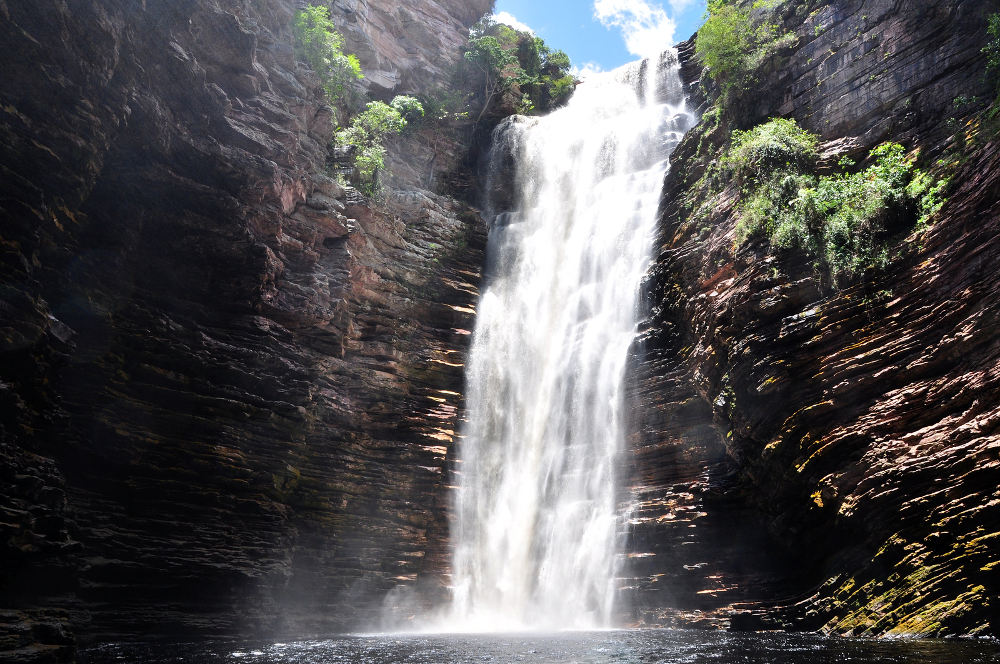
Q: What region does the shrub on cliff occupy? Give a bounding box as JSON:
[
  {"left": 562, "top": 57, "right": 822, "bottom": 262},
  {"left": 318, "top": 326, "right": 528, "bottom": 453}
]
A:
[
  {"left": 336, "top": 96, "right": 423, "bottom": 195},
  {"left": 732, "top": 119, "right": 944, "bottom": 283},
  {"left": 293, "top": 5, "right": 362, "bottom": 112},
  {"left": 727, "top": 117, "right": 819, "bottom": 179},
  {"left": 985, "top": 13, "right": 1000, "bottom": 74},
  {"left": 390, "top": 95, "right": 426, "bottom": 124},
  {"left": 985, "top": 13, "right": 1000, "bottom": 119}
]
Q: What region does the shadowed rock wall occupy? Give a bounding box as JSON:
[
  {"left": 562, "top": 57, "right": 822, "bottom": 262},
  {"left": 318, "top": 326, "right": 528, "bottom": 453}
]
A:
[
  {"left": 0, "top": 0, "right": 487, "bottom": 660},
  {"left": 625, "top": 0, "right": 1000, "bottom": 637}
]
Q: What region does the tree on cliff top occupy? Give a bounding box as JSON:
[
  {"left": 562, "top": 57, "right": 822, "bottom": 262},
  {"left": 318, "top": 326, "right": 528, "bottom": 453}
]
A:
[
  {"left": 464, "top": 31, "right": 520, "bottom": 122},
  {"left": 462, "top": 16, "right": 576, "bottom": 122}
]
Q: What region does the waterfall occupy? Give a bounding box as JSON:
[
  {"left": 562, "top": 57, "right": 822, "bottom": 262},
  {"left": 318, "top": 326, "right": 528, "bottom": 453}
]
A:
[{"left": 449, "top": 50, "right": 695, "bottom": 632}]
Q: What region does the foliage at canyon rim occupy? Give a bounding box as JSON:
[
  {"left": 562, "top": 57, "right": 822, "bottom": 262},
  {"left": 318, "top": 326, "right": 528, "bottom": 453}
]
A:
[
  {"left": 695, "top": 0, "right": 794, "bottom": 101},
  {"left": 462, "top": 16, "right": 576, "bottom": 122},
  {"left": 294, "top": 5, "right": 426, "bottom": 195},
  {"left": 292, "top": 5, "right": 576, "bottom": 195},
  {"left": 689, "top": 1, "right": 983, "bottom": 286}
]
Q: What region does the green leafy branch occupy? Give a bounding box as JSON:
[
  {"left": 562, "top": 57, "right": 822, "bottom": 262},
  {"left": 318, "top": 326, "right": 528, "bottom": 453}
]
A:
[
  {"left": 462, "top": 16, "right": 576, "bottom": 123},
  {"left": 336, "top": 96, "right": 425, "bottom": 195},
  {"left": 292, "top": 5, "right": 363, "bottom": 114}
]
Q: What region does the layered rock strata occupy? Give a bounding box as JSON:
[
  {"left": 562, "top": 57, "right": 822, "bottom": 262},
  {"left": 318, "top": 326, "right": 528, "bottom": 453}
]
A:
[
  {"left": 328, "top": 0, "right": 494, "bottom": 192},
  {"left": 4, "top": 0, "right": 1000, "bottom": 655},
  {"left": 625, "top": 0, "right": 1000, "bottom": 636},
  {"left": 0, "top": 0, "right": 487, "bottom": 660},
  {"left": 329, "top": 0, "right": 489, "bottom": 95}
]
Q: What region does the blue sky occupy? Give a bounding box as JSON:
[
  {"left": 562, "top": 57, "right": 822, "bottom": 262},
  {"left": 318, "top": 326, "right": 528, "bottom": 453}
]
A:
[{"left": 492, "top": 0, "right": 708, "bottom": 74}]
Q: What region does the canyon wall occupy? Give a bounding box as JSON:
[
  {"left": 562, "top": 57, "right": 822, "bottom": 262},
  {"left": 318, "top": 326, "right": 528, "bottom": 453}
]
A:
[
  {"left": 626, "top": 0, "right": 1000, "bottom": 637},
  {"left": 0, "top": 0, "right": 489, "bottom": 661},
  {"left": 3, "top": 0, "right": 1000, "bottom": 659}
]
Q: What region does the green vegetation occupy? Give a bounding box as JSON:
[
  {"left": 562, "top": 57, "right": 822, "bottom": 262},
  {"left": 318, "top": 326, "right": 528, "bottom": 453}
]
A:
[
  {"left": 695, "top": 0, "right": 792, "bottom": 99},
  {"left": 985, "top": 13, "right": 1000, "bottom": 75},
  {"left": 418, "top": 88, "right": 472, "bottom": 123},
  {"left": 730, "top": 119, "right": 946, "bottom": 283},
  {"left": 696, "top": 1, "right": 756, "bottom": 90},
  {"left": 726, "top": 117, "right": 819, "bottom": 179},
  {"left": 292, "top": 6, "right": 431, "bottom": 197},
  {"left": 336, "top": 96, "right": 424, "bottom": 195},
  {"left": 292, "top": 6, "right": 362, "bottom": 110},
  {"left": 290, "top": 8, "right": 575, "bottom": 196},
  {"left": 462, "top": 17, "right": 576, "bottom": 122},
  {"left": 932, "top": 14, "right": 1000, "bottom": 160},
  {"left": 985, "top": 13, "right": 1000, "bottom": 122},
  {"left": 512, "top": 30, "right": 576, "bottom": 113},
  {"left": 463, "top": 29, "right": 520, "bottom": 122},
  {"left": 389, "top": 95, "right": 425, "bottom": 124}
]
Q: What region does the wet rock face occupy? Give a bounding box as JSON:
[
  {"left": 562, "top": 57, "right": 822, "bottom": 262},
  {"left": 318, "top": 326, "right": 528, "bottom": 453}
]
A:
[
  {"left": 627, "top": 0, "right": 1000, "bottom": 637},
  {"left": 0, "top": 0, "right": 485, "bottom": 658}
]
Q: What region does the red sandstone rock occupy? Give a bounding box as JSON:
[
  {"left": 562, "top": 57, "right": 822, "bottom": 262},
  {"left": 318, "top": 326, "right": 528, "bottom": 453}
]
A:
[
  {"left": 627, "top": 0, "right": 1000, "bottom": 637},
  {"left": 0, "top": 0, "right": 486, "bottom": 658}
]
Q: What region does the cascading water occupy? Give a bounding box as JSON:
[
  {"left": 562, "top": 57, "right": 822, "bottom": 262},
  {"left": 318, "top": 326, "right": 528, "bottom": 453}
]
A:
[{"left": 449, "top": 50, "right": 696, "bottom": 632}]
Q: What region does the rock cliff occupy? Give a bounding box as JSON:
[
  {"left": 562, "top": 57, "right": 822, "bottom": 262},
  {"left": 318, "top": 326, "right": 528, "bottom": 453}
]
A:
[
  {"left": 4, "top": 0, "right": 1000, "bottom": 658},
  {"left": 625, "top": 0, "right": 1000, "bottom": 637},
  {"left": 0, "top": 0, "right": 488, "bottom": 660},
  {"left": 329, "top": 0, "right": 488, "bottom": 94}
]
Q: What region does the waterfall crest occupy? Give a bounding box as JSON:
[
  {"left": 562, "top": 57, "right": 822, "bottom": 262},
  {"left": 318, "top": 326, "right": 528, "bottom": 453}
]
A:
[{"left": 449, "top": 50, "right": 696, "bottom": 632}]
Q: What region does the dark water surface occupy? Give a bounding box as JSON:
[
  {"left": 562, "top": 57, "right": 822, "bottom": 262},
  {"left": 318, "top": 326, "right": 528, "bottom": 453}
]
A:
[{"left": 80, "top": 630, "right": 1000, "bottom": 663}]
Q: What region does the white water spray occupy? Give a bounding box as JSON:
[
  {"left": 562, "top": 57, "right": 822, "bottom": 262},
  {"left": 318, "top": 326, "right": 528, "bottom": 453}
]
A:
[{"left": 449, "top": 51, "right": 695, "bottom": 632}]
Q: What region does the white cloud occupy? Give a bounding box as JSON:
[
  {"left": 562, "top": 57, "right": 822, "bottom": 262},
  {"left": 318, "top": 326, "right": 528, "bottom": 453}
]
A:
[
  {"left": 593, "top": 0, "right": 677, "bottom": 58},
  {"left": 570, "top": 62, "right": 605, "bottom": 80},
  {"left": 668, "top": 0, "right": 694, "bottom": 12},
  {"left": 491, "top": 11, "right": 535, "bottom": 34}
]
